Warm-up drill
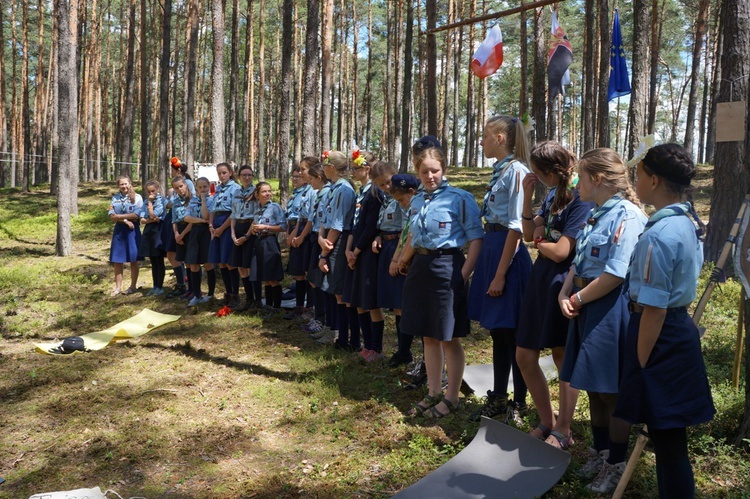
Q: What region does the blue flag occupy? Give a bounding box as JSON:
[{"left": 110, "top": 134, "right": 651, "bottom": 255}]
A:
[{"left": 608, "top": 9, "right": 630, "bottom": 101}]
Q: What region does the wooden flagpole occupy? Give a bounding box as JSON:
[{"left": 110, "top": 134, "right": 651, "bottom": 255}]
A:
[
  {"left": 613, "top": 193, "right": 750, "bottom": 499},
  {"left": 426, "top": 0, "right": 567, "bottom": 34}
]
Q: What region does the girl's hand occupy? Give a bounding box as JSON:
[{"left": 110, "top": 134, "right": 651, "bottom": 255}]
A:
[
  {"left": 148, "top": 192, "right": 157, "bottom": 201},
  {"left": 486, "top": 275, "right": 506, "bottom": 297},
  {"left": 214, "top": 226, "right": 224, "bottom": 237},
  {"left": 522, "top": 173, "right": 538, "bottom": 199},
  {"left": 140, "top": 217, "right": 149, "bottom": 225},
  {"left": 372, "top": 237, "right": 382, "bottom": 254},
  {"left": 175, "top": 233, "right": 184, "bottom": 245},
  {"left": 559, "top": 295, "right": 579, "bottom": 319},
  {"left": 389, "top": 261, "right": 400, "bottom": 277},
  {"left": 124, "top": 220, "right": 134, "bottom": 230},
  {"left": 321, "top": 239, "right": 334, "bottom": 252},
  {"left": 398, "top": 258, "right": 411, "bottom": 275},
  {"left": 318, "top": 258, "right": 329, "bottom": 273}
]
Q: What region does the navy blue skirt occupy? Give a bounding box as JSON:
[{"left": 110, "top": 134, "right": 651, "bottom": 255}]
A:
[
  {"left": 347, "top": 246, "right": 379, "bottom": 309},
  {"left": 138, "top": 222, "right": 164, "bottom": 259},
  {"left": 254, "top": 234, "right": 284, "bottom": 282},
  {"left": 560, "top": 285, "right": 628, "bottom": 394},
  {"left": 307, "top": 232, "right": 325, "bottom": 288},
  {"left": 208, "top": 213, "right": 233, "bottom": 265},
  {"left": 174, "top": 222, "right": 190, "bottom": 262},
  {"left": 161, "top": 210, "right": 177, "bottom": 253},
  {"left": 321, "top": 231, "right": 349, "bottom": 295},
  {"left": 185, "top": 223, "right": 211, "bottom": 265},
  {"left": 516, "top": 255, "right": 573, "bottom": 349},
  {"left": 376, "top": 237, "right": 405, "bottom": 310},
  {"left": 401, "top": 251, "right": 470, "bottom": 341},
  {"left": 614, "top": 309, "right": 715, "bottom": 429},
  {"left": 468, "top": 230, "right": 532, "bottom": 330},
  {"left": 287, "top": 224, "right": 312, "bottom": 276},
  {"left": 110, "top": 221, "right": 143, "bottom": 263},
  {"left": 230, "top": 221, "right": 254, "bottom": 268}
]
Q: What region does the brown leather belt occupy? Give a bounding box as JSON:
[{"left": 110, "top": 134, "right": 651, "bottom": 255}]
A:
[
  {"left": 573, "top": 276, "right": 594, "bottom": 288},
  {"left": 484, "top": 223, "right": 509, "bottom": 232},
  {"left": 380, "top": 232, "right": 400, "bottom": 241}
]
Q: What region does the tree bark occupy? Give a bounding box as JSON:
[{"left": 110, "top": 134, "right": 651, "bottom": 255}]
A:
[
  {"left": 210, "top": 0, "right": 226, "bottom": 163},
  {"left": 463, "top": 0, "right": 476, "bottom": 168},
  {"left": 647, "top": 0, "right": 664, "bottom": 134},
  {"left": 140, "top": 0, "right": 148, "bottom": 185},
  {"left": 56, "top": 0, "right": 78, "bottom": 256},
  {"left": 582, "top": 0, "right": 597, "bottom": 152},
  {"left": 227, "top": 0, "right": 240, "bottom": 162},
  {"left": 257, "top": 0, "right": 266, "bottom": 179},
  {"left": 320, "top": 0, "right": 332, "bottom": 152},
  {"left": 626, "top": 0, "right": 650, "bottom": 159},
  {"left": 158, "top": 0, "right": 171, "bottom": 187},
  {"left": 400, "top": 2, "right": 414, "bottom": 172},
  {"left": 118, "top": 0, "right": 137, "bottom": 176},
  {"left": 276, "top": 0, "right": 293, "bottom": 204},
  {"left": 184, "top": 0, "right": 198, "bottom": 168},
  {"left": 21, "top": 0, "right": 30, "bottom": 191},
  {"left": 596, "top": 0, "right": 610, "bottom": 148},
  {"left": 301, "top": 0, "right": 319, "bottom": 156},
  {"left": 531, "top": 7, "right": 546, "bottom": 143},
  {"left": 425, "top": 0, "right": 438, "bottom": 137},
  {"left": 684, "top": 0, "right": 710, "bottom": 155}
]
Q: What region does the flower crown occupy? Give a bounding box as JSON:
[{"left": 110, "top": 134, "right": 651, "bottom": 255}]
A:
[
  {"left": 170, "top": 156, "right": 182, "bottom": 168},
  {"left": 351, "top": 149, "right": 367, "bottom": 167},
  {"left": 322, "top": 150, "right": 331, "bottom": 165},
  {"left": 626, "top": 134, "right": 659, "bottom": 168}
]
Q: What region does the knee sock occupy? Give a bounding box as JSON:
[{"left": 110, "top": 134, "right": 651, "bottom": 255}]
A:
[
  {"left": 229, "top": 268, "right": 240, "bottom": 295},
  {"left": 336, "top": 304, "right": 349, "bottom": 344},
  {"left": 220, "top": 267, "right": 231, "bottom": 295},
  {"left": 151, "top": 258, "right": 165, "bottom": 288},
  {"left": 252, "top": 280, "right": 262, "bottom": 303},
  {"left": 347, "top": 306, "right": 361, "bottom": 348},
  {"left": 359, "top": 312, "right": 372, "bottom": 350},
  {"left": 306, "top": 282, "right": 314, "bottom": 308},
  {"left": 174, "top": 264, "right": 185, "bottom": 290},
  {"left": 650, "top": 427, "right": 694, "bottom": 499},
  {"left": 371, "top": 318, "right": 384, "bottom": 353},
  {"left": 490, "top": 328, "right": 513, "bottom": 398},
  {"left": 273, "top": 285, "right": 282, "bottom": 309},
  {"left": 242, "top": 277, "right": 253, "bottom": 301},
  {"left": 190, "top": 269, "right": 202, "bottom": 298},
  {"left": 395, "top": 314, "right": 414, "bottom": 360},
  {"left": 295, "top": 280, "right": 307, "bottom": 307},
  {"left": 325, "top": 293, "right": 336, "bottom": 329},
  {"left": 608, "top": 440, "right": 629, "bottom": 465},
  {"left": 591, "top": 425, "right": 610, "bottom": 453},
  {"left": 265, "top": 285, "right": 273, "bottom": 307},
  {"left": 314, "top": 287, "right": 326, "bottom": 321},
  {"left": 206, "top": 268, "right": 216, "bottom": 296}
]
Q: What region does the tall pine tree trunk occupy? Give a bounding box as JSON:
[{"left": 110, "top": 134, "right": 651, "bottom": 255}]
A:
[
  {"left": 320, "top": 0, "right": 332, "bottom": 152},
  {"left": 277, "top": 0, "right": 293, "bottom": 203},
  {"left": 184, "top": 0, "right": 198, "bottom": 168},
  {"left": 399, "top": 3, "right": 413, "bottom": 172},
  {"left": 532, "top": 7, "right": 546, "bottom": 143},
  {"left": 627, "top": 0, "right": 650, "bottom": 158},
  {"left": 425, "top": 0, "right": 438, "bottom": 137},
  {"left": 596, "top": 1, "right": 610, "bottom": 147},
  {"left": 118, "top": 0, "right": 137, "bottom": 176},
  {"left": 684, "top": 0, "right": 710, "bottom": 154},
  {"left": 301, "top": 0, "right": 319, "bottom": 156},
  {"left": 211, "top": 0, "right": 226, "bottom": 162},
  {"left": 158, "top": 0, "right": 171, "bottom": 187}
]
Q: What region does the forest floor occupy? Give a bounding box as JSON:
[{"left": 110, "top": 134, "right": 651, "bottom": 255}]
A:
[{"left": 1, "top": 166, "right": 749, "bottom": 498}]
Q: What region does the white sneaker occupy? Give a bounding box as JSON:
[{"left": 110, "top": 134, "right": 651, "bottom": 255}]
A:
[
  {"left": 199, "top": 295, "right": 212, "bottom": 304},
  {"left": 578, "top": 448, "right": 609, "bottom": 479},
  {"left": 188, "top": 296, "right": 201, "bottom": 307},
  {"left": 586, "top": 460, "right": 625, "bottom": 494}
]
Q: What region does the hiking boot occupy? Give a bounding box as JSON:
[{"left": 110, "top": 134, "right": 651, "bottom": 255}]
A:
[
  {"left": 468, "top": 391, "right": 510, "bottom": 423},
  {"left": 586, "top": 460, "right": 625, "bottom": 494},
  {"left": 578, "top": 448, "right": 609, "bottom": 479}
]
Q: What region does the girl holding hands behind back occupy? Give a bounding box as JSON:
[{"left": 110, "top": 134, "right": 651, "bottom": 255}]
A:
[{"left": 109, "top": 176, "right": 143, "bottom": 296}]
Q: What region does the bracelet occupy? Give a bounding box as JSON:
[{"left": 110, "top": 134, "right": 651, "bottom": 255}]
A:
[
  {"left": 319, "top": 254, "right": 329, "bottom": 260},
  {"left": 576, "top": 292, "right": 585, "bottom": 306},
  {"left": 522, "top": 215, "right": 533, "bottom": 221}
]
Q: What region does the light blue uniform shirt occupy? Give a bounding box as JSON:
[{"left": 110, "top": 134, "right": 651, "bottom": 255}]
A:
[
  {"left": 231, "top": 185, "right": 257, "bottom": 220},
  {"left": 255, "top": 201, "right": 287, "bottom": 231},
  {"left": 323, "top": 178, "right": 356, "bottom": 232},
  {"left": 139, "top": 194, "right": 166, "bottom": 220},
  {"left": 171, "top": 195, "right": 190, "bottom": 223},
  {"left": 481, "top": 156, "right": 530, "bottom": 232},
  {"left": 300, "top": 187, "right": 318, "bottom": 221},
  {"left": 211, "top": 180, "right": 240, "bottom": 212},
  {"left": 628, "top": 204, "right": 703, "bottom": 308},
  {"left": 409, "top": 184, "right": 484, "bottom": 250},
  {"left": 287, "top": 184, "right": 313, "bottom": 221},
  {"left": 574, "top": 198, "right": 647, "bottom": 279},
  {"left": 312, "top": 184, "right": 331, "bottom": 231},
  {"left": 109, "top": 192, "right": 143, "bottom": 216},
  {"left": 166, "top": 179, "right": 195, "bottom": 209},
  {"left": 187, "top": 194, "right": 214, "bottom": 220},
  {"left": 378, "top": 195, "right": 407, "bottom": 232}
]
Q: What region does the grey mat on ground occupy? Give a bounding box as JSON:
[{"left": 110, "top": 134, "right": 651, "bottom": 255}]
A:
[
  {"left": 393, "top": 417, "right": 570, "bottom": 499},
  {"left": 463, "top": 356, "right": 558, "bottom": 396}
]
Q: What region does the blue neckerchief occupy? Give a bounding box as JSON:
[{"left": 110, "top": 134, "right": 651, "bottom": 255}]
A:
[
  {"left": 480, "top": 155, "right": 514, "bottom": 218},
  {"left": 572, "top": 194, "right": 623, "bottom": 270},
  {"left": 417, "top": 180, "right": 451, "bottom": 235},
  {"left": 354, "top": 181, "right": 372, "bottom": 225}
]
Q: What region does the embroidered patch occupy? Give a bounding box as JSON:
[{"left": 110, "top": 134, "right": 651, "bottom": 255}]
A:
[
  {"left": 644, "top": 243, "right": 653, "bottom": 283},
  {"left": 387, "top": 213, "right": 393, "bottom": 220},
  {"left": 613, "top": 220, "right": 625, "bottom": 244},
  {"left": 490, "top": 194, "right": 495, "bottom": 203},
  {"left": 438, "top": 222, "right": 447, "bottom": 229},
  {"left": 591, "top": 247, "right": 601, "bottom": 258}
]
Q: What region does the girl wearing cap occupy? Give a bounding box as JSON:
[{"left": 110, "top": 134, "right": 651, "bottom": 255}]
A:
[
  {"left": 108, "top": 176, "right": 143, "bottom": 296},
  {"left": 399, "top": 147, "right": 483, "bottom": 419},
  {"left": 615, "top": 143, "right": 714, "bottom": 499},
  {"left": 467, "top": 115, "right": 533, "bottom": 423}
]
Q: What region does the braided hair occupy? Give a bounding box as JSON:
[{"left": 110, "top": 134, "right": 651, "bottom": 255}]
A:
[{"left": 530, "top": 141, "right": 577, "bottom": 213}]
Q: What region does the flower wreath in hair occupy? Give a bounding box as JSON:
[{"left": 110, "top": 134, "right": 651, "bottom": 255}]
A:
[
  {"left": 321, "top": 150, "right": 331, "bottom": 165},
  {"left": 626, "top": 134, "right": 659, "bottom": 169},
  {"left": 170, "top": 156, "right": 182, "bottom": 168},
  {"left": 511, "top": 112, "right": 536, "bottom": 135},
  {"left": 351, "top": 149, "right": 367, "bottom": 167}
]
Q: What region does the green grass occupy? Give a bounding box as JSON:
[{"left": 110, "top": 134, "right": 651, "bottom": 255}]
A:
[{"left": 0, "top": 170, "right": 748, "bottom": 498}]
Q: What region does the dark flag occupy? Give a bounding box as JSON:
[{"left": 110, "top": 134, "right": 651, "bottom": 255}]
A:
[
  {"left": 608, "top": 9, "right": 631, "bottom": 101},
  {"left": 548, "top": 9, "right": 573, "bottom": 100}
]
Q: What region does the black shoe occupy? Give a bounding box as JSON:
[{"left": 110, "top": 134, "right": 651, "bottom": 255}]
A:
[
  {"left": 387, "top": 353, "right": 413, "bottom": 368},
  {"left": 167, "top": 285, "right": 186, "bottom": 298},
  {"left": 468, "top": 391, "right": 510, "bottom": 423},
  {"left": 333, "top": 339, "right": 358, "bottom": 352},
  {"left": 233, "top": 299, "right": 251, "bottom": 312}
]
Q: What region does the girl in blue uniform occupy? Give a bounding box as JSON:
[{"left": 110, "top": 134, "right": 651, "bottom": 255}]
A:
[
  {"left": 399, "top": 147, "right": 483, "bottom": 419},
  {"left": 209, "top": 163, "right": 241, "bottom": 307},
  {"left": 171, "top": 176, "right": 193, "bottom": 292},
  {"left": 557, "top": 148, "right": 647, "bottom": 493},
  {"left": 109, "top": 176, "right": 143, "bottom": 296},
  {"left": 163, "top": 158, "right": 195, "bottom": 298},
  {"left": 286, "top": 159, "right": 315, "bottom": 317},
  {"left": 615, "top": 144, "right": 714, "bottom": 499},
  {"left": 229, "top": 165, "right": 258, "bottom": 311},
  {"left": 468, "top": 115, "right": 532, "bottom": 422},
  {"left": 344, "top": 151, "right": 384, "bottom": 361},
  {"left": 184, "top": 177, "right": 216, "bottom": 306},
  {"left": 303, "top": 163, "right": 332, "bottom": 337},
  {"left": 317, "top": 151, "right": 357, "bottom": 346},
  {"left": 371, "top": 163, "right": 412, "bottom": 366},
  {"left": 516, "top": 141, "right": 593, "bottom": 441},
  {"left": 251, "top": 182, "right": 288, "bottom": 313},
  {"left": 139, "top": 180, "right": 167, "bottom": 296}
]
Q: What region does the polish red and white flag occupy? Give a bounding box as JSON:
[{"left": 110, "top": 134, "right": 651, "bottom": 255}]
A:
[{"left": 471, "top": 25, "right": 504, "bottom": 79}]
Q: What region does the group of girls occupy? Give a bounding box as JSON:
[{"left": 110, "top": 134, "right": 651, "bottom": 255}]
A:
[{"left": 108, "top": 133, "right": 713, "bottom": 498}]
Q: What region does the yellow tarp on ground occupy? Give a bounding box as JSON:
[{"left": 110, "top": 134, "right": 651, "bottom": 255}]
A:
[{"left": 35, "top": 308, "right": 181, "bottom": 355}]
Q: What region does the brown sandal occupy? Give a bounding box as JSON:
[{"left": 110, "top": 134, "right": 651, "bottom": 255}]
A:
[
  {"left": 424, "top": 397, "right": 462, "bottom": 420},
  {"left": 409, "top": 394, "right": 442, "bottom": 417}
]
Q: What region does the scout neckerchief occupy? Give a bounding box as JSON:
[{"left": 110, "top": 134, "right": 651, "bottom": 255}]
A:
[
  {"left": 313, "top": 183, "right": 331, "bottom": 223},
  {"left": 287, "top": 184, "right": 306, "bottom": 218},
  {"left": 572, "top": 194, "right": 624, "bottom": 269},
  {"left": 480, "top": 155, "right": 514, "bottom": 218},
  {"left": 417, "top": 180, "right": 450, "bottom": 237},
  {"left": 354, "top": 181, "right": 372, "bottom": 225},
  {"left": 544, "top": 183, "right": 578, "bottom": 241}
]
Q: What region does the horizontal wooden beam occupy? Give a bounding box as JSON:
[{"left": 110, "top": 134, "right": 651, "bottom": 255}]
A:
[{"left": 426, "top": 0, "right": 566, "bottom": 34}]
